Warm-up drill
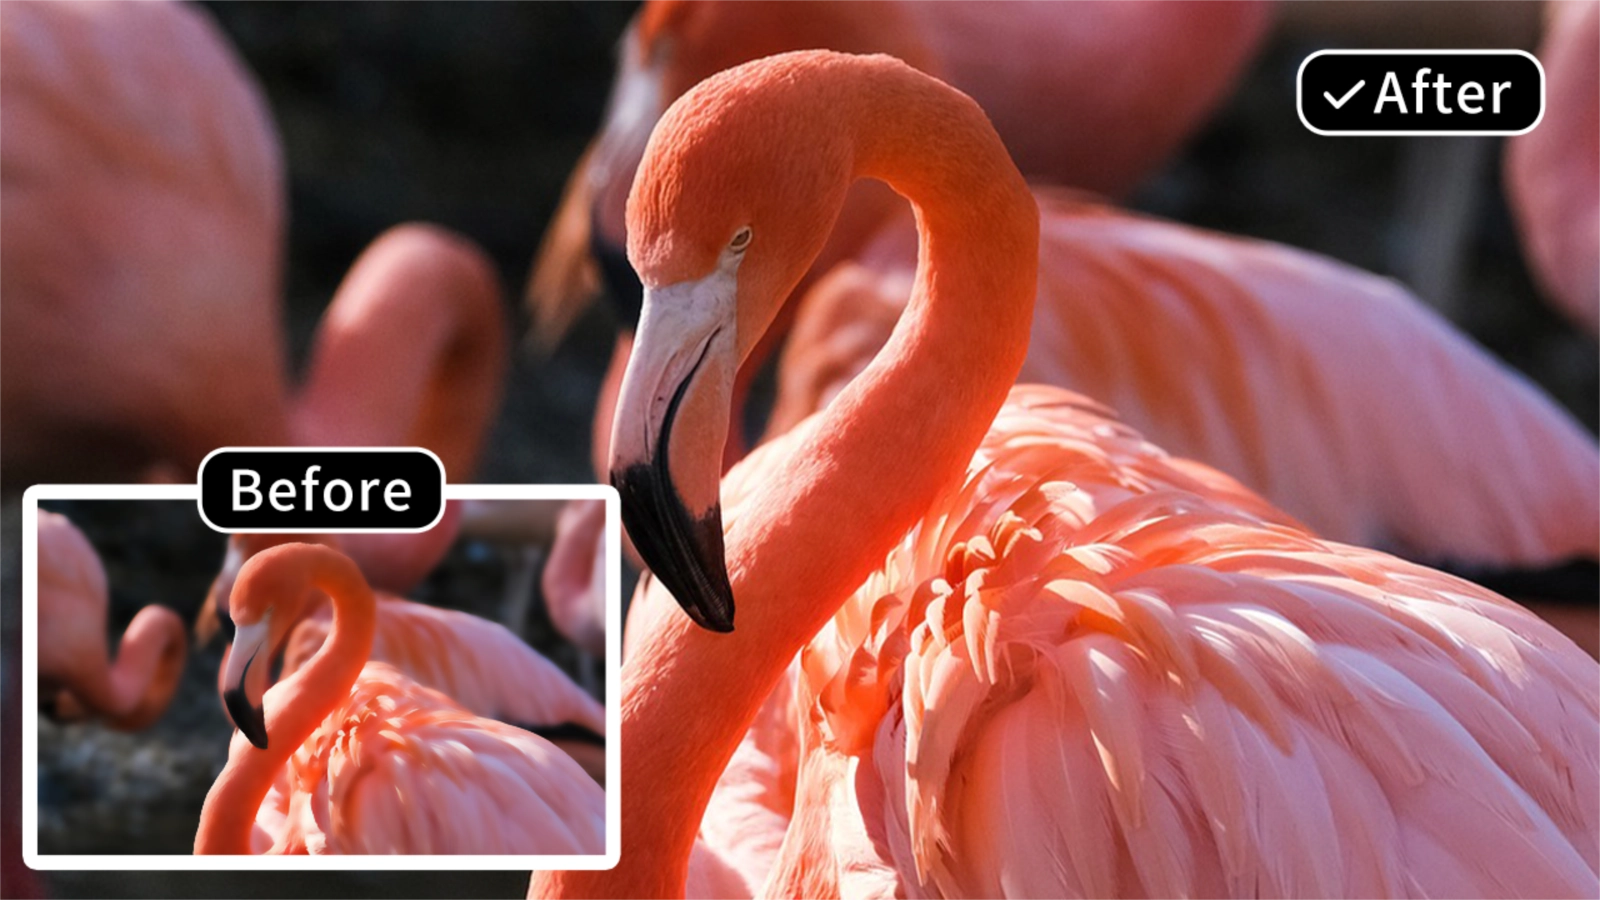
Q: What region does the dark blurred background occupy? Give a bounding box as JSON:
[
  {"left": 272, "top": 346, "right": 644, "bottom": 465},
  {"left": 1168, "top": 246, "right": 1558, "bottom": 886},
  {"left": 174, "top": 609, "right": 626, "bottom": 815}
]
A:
[{"left": 9, "top": 1, "right": 1595, "bottom": 897}]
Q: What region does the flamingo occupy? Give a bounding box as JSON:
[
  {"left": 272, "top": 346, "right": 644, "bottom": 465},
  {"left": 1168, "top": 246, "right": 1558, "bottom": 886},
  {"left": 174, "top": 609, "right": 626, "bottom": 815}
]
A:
[
  {"left": 36, "top": 510, "right": 187, "bottom": 730},
  {"left": 203, "top": 531, "right": 607, "bottom": 783},
  {"left": 195, "top": 543, "right": 605, "bottom": 855},
  {"left": 531, "top": 52, "right": 1599, "bottom": 897},
  {"left": 1505, "top": 0, "right": 1598, "bottom": 336},
  {"left": 542, "top": 499, "right": 608, "bottom": 659}
]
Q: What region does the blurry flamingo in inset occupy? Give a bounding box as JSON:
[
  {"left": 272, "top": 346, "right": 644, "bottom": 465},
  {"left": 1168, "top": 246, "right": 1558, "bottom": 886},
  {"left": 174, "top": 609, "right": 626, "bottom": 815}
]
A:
[
  {"left": 36, "top": 511, "right": 187, "bottom": 730},
  {"left": 1506, "top": 0, "right": 1598, "bottom": 336},
  {"left": 195, "top": 543, "right": 605, "bottom": 855},
  {"left": 533, "top": 52, "right": 1599, "bottom": 898},
  {"left": 203, "top": 531, "right": 607, "bottom": 783},
  {"left": 542, "top": 500, "right": 607, "bottom": 659},
  {"left": 1, "top": 0, "right": 289, "bottom": 488},
  {"left": 528, "top": 0, "right": 1272, "bottom": 475}
]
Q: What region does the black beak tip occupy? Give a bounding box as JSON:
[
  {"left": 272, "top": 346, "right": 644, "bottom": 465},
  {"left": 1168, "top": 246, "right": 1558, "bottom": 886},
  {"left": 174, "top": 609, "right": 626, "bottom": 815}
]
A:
[
  {"left": 223, "top": 686, "right": 268, "bottom": 750},
  {"left": 612, "top": 463, "right": 737, "bottom": 634}
]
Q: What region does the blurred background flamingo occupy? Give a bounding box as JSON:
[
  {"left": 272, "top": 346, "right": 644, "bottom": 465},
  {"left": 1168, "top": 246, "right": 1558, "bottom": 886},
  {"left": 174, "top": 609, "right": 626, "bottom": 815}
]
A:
[
  {"left": 528, "top": 0, "right": 1273, "bottom": 476},
  {"left": 36, "top": 511, "right": 187, "bottom": 732},
  {"left": 195, "top": 543, "right": 604, "bottom": 855},
  {"left": 1505, "top": 0, "right": 1598, "bottom": 336}
]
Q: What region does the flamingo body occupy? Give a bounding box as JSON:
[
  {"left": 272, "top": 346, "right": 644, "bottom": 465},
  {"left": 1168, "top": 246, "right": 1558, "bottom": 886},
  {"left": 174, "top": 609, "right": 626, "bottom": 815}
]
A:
[
  {"left": 280, "top": 594, "right": 605, "bottom": 737},
  {"left": 1, "top": 0, "right": 287, "bottom": 486},
  {"left": 36, "top": 510, "right": 186, "bottom": 730},
  {"left": 266, "top": 662, "right": 603, "bottom": 855},
  {"left": 772, "top": 197, "right": 1600, "bottom": 569},
  {"left": 754, "top": 386, "right": 1599, "bottom": 897}
]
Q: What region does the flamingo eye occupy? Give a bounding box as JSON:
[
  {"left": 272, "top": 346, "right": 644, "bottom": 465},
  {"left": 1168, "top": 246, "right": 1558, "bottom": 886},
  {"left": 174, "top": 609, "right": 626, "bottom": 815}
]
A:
[{"left": 728, "top": 227, "right": 752, "bottom": 254}]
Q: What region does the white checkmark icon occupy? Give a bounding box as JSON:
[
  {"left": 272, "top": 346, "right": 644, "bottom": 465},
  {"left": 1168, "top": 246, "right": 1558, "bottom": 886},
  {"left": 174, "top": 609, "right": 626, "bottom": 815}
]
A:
[{"left": 1324, "top": 80, "right": 1366, "bottom": 109}]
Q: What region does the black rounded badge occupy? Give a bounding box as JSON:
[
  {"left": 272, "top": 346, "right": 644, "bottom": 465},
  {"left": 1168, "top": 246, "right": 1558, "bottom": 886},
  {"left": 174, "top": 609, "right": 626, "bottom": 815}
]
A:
[
  {"left": 198, "top": 448, "right": 445, "bottom": 531},
  {"left": 1299, "top": 50, "right": 1544, "bottom": 136}
]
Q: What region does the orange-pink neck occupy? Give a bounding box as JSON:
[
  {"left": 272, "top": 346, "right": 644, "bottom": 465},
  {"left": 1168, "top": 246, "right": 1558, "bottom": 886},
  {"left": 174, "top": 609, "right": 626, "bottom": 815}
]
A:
[
  {"left": 537, "top": 58, "right": 1038, "bottom": 898},
  {"left": 290, "top": 226, "right": 506, "bottom": 482},
  {"left": 194, "top": 546, "right": 376, "bottom": 854}
]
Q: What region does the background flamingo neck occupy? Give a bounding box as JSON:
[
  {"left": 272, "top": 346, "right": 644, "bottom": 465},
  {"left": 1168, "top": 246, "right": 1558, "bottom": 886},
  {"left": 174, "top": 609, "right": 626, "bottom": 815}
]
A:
[
  {"left": 561, "top": 60, "right": 1038, "bottom": 897},
  {"left": 104, "top": 606, "right": 187, "bottom": 729},
  {"left": 289, "top": 231, "right": 505, "bottom": 482},
  {"left": 195, "top": 550, "right": 375, "bottom": 854}
]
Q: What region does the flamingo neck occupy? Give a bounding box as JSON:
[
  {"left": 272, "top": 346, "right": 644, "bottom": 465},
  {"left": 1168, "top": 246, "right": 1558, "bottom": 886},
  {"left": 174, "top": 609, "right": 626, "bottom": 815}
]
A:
[
  {"left": 540, "top": 59, "right": 1038, "bottom": 898},
  {"left": 103, "top": 607, "right": 187, "bottom": 730},
  {"left": 289, "top": 230, "right": 504, "bottom": 481},
  {"left": 194, "top": 550, "right": 375, "bottom": 854}
]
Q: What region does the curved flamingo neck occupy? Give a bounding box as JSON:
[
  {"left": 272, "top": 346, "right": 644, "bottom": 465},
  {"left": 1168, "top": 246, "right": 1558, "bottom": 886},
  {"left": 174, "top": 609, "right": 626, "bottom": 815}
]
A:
[
  {"left": 103, "top": 606, "right": 187, "bottom": 730},
  {"left": 194, "top": 547, "right": 376, "bottom": 854},
  {"left": 289, "top": 226, "right": 505, "bottom": 482},
  {"left": 539, "top": 56, "right": 1038, "bottom": 898}
]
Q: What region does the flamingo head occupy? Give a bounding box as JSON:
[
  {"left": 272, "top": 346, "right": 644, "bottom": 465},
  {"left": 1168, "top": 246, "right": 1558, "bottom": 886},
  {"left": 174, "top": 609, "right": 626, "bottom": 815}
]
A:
[
  {"left": 220, "top": 608, "right": 271, "bottom": 750},
  {"left": 609, "top": 51, "right": 863, "bottom": 631},
  {"left": 219, "top": 542, "right": 341, "bottom": 750},
  {"left": 203, "top": 532, "right": 330, "bottom": 643}
]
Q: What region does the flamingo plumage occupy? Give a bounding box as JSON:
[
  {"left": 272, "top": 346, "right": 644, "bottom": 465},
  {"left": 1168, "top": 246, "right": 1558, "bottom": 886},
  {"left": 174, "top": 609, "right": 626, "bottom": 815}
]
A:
[
  {"left": 531, "top": 51, "right": 1599, "bottom": 898},
  {"left": 768, "top": 196, "right": 1600, "bottom": 571},
  {"left": 195, "top": 543, "right": 605, "bottom": 855},
  {"left": 1505, "top": 0, "right": 1599, "bottom": 336},
  {"left": 35, "top": 510, "right": 187, "bottom": 731}
]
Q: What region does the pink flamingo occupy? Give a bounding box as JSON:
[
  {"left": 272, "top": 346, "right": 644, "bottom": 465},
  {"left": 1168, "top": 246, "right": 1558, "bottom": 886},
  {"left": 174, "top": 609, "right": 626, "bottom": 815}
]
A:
[
  {"left": 1506, "top": 0, "right": 1598, "bottom": 336},
  {"left": 195, "top": 543, "right": 604, "bottom": 855},
  {"left": 532, "top": 52, "right": 1599, "bottom": 897},
  {"left": 36, "top": 510, "right": 187, "bottom": 730},
  {"left": 204, "top": 531, "right": 607, "bottom": 783}
]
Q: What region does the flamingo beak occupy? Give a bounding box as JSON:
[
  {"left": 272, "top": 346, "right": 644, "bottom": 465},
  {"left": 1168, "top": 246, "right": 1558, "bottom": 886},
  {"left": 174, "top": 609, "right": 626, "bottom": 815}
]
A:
[
  {"left": 609, "top": 273, "right": 739, "bottom": 632},
  {"left": 222, "top": 613, "right": 271, "bottom": 749}
]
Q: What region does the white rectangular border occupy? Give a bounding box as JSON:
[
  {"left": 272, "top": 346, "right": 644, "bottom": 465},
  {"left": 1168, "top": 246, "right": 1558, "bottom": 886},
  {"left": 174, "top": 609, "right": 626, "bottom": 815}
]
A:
[
  {"left": 1296, "top": 49, "right": 1546, "bottom": 137},
  {"left": 21, "top": 482, "right": 623, "bottom": 871}
]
